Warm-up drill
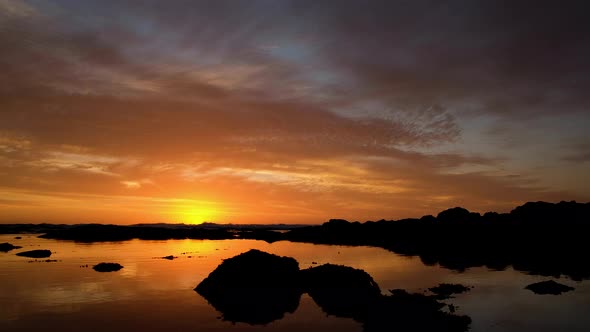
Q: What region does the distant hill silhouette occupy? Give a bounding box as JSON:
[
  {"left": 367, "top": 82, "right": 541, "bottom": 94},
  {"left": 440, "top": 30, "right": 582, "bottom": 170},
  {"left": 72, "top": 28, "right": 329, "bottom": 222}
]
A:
[
  {"left": 2, "top": 201, "right": 589, "bottom": 280},
  {"left": 38, "top": 224, "right": 235, "bottom": 242}
]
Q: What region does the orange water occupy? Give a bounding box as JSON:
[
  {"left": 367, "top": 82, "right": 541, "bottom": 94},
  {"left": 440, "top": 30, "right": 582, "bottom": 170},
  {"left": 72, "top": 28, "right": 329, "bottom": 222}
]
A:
[{"left": 1, "top": 234, "right": 589, "bottom": 332}]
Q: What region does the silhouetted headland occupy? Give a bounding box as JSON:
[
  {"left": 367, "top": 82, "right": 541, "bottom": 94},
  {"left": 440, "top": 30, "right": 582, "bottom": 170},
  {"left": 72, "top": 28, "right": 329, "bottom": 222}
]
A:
[
  {"left": 285, "top": 201, "right": 590, "bottom": 280},
  {"left": 2, "top": 201, "right": 589, "bottom": 280},
  {"left": 93, "top": 262, "right": 124, "bottom": 272},
  {"left": 525, "top": 280, "right": 575, "bottom": 295},
  {"left": 196, "top": 249, "right": 471, "bottom": 332},
  {"left": 15, "top": 249, "right": 52, "bottom": 258}
]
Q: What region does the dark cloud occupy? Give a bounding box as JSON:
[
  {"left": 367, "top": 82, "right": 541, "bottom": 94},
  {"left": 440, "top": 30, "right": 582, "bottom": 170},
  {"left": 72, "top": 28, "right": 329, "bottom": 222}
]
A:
[{"left": 562, "top": 143, "right": 590, "bottom": 163}]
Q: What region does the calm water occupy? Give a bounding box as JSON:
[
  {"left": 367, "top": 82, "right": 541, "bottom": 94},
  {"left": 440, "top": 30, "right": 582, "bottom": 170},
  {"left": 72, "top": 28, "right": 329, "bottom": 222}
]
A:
[{"left": 1, "top": 234, "right": 589, "bottom": 332}]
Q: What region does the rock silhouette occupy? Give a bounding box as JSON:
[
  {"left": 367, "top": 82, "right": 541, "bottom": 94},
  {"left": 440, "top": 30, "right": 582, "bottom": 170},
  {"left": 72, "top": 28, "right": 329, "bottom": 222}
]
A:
[
  {"left": 525, "top": 280, "right": 575, "bottom": 295},
  {"left": 8, "top": 201, "right": 590, "bottom": 280},
  {"left": 16, "top": 249, "right": 51, "bottom": 258},
  {"left": 93, "top": 262, "right": 124, "bottom": 272},
  {"left": 38, "top": 224, "right": 234, "bottom": 242},
  {"left": 0, "top": 242, "right": 22, "bottom": 252},
  {"left": 195, "top": 249, "right": 301, "bottom": 325},
  {"left": 301, "top": 264, "right": 381, "bottom": 318},
  {"left": 196, "top": 250, "right": 471, "bottom": 331},
  {"left": 286, "top": 201, "right": 590, "bottom": 280}
]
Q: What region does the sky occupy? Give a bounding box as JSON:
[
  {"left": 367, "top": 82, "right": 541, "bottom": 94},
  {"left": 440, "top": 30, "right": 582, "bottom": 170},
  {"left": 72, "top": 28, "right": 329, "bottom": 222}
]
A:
[{"left": 0, "top": 0, "right": 589, "bottom": 224}]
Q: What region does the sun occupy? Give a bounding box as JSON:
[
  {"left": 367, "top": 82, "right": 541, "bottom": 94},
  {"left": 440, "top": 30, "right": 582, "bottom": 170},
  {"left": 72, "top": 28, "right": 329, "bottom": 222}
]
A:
[
  {"left": 177, "top": 207, "right": 219, "bottom": 224},
  {"left": 161, "top": 197, "right": 226, "bottom": 225},
  {"left": 169, "top": 200, "right": 224, "bottom": 225}
]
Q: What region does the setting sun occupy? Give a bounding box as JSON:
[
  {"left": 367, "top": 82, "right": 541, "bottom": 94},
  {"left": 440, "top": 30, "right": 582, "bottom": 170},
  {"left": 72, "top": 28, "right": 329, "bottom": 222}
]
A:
[{"left": 173, "top": 204, "right": 222, "bottom": 225}]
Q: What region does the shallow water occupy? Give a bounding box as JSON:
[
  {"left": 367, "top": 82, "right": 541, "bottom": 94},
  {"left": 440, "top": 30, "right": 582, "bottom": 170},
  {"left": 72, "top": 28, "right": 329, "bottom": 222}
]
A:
[{"left": 1, "top": 234, "right": 589, "bottom": 332}]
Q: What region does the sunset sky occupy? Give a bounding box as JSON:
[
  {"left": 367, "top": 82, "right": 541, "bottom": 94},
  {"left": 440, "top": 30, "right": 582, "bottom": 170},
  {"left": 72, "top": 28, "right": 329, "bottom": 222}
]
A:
[{"left": 1, "top": 0, "right": 589, "bottom": 224}]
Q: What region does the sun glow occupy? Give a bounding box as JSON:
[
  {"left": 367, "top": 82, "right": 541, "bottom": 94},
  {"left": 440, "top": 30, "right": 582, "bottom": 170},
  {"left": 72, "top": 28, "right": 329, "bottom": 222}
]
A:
[{"left": 174, "top": 204, "right": 221, "bottom": 225}]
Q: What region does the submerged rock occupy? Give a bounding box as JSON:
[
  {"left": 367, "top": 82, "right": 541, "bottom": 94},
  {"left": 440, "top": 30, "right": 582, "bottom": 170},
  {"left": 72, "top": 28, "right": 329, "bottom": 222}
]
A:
[
  {"left": 429, "top": 283, "right": 472, "bottom": 299},
  {"left": 15, "top": 249, "right": 51, "bottom": 258},
  {"left": 195, "top": 249, "right": 301, "bottom": 325},
  {"left": 93, "top": 262, "right": 124, "bottom": 272},
  {"left": 525, "top": 280, "right": 574, "bottom": 295},
  {"left": 0, "top": 242, "right": 22, "bottom": 252}
]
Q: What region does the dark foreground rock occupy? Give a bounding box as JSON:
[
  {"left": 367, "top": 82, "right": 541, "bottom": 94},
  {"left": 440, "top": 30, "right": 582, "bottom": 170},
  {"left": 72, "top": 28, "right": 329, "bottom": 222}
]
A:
[
  {"left": 16, "top": 249, "right": 51, "bottom": 258},
  {"left": 301, "top": 264, "right": 381, "bottom": 319},
  {"left": 196, "top": 250, "right": 471, "bottom": 331},
  {"left": 301, "top": 265, "right": 470, "bottom": 332},
  {"left": 429, "top": 283, "right": 472, "bottom": 299},
  {"left": 0, "top": 242, "right": 22, "bottom": 252},
  {"left": 525, "top": 280, "right": 574, "bottom": 295},
  {"left": 195, "top": 249, "right": 301, "bottom": 325},
  {"left": 93, "top": 262, "right": 124, "bottom": 272}
]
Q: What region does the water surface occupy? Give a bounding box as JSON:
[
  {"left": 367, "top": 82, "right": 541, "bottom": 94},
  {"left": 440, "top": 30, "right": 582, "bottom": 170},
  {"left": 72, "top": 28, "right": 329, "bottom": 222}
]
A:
[{"left": 1, "top": 234, "right": 588, "bottom": 331}]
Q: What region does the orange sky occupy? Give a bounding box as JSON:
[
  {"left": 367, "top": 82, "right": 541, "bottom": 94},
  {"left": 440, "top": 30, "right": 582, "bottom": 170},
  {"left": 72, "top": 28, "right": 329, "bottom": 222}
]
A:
[{"left": 0, "top": 1, "right": 589, "bottom": 224}]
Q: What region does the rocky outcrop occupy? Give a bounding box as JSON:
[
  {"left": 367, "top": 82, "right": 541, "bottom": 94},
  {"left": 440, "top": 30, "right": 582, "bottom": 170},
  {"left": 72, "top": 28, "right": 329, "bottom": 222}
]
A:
[
  {"left": 93, "top": 262, "right": 124, "bottom": 272},
  {"left": 195, "top": 249, "right": 301, "bottom": 325},
  {"left": 525, "top": 280, "right": 574, "bottom": 295},
  {"left": 195, "top": 250, "right": 471, "bottom": 331},
  {"left": 16, "top": 249, "right": 51, "bottom": 258},
  {"left": 301, "top": 264, "right": 381, "bottom": 319},
  {"left": 285, "top": 201, "right": 590, "bottom": 280},
  {"left": 0, "top": 242, "right": 22, "bottom": 252}
]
